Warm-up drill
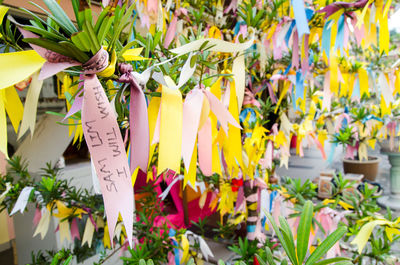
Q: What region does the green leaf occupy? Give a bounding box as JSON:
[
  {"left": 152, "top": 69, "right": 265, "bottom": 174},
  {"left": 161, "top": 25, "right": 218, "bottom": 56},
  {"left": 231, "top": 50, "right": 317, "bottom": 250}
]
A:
[
  {"left": 266, "top": 212, "right": 298, "bottom": 265},
  {"left": 29, "top": 19, "right": 45, "bottom": 30},
  {"left": 297, "top": 200, "right": 314, "bottom": 264},
  {"left": 22, "top": 25, "right": 66, "bottom": 41},
  {"left": 97, "top": 15, "right": 114, "bottom": 45},
  {"left": 199, "top": 40, "right": 209, "bottom": 51},
  {"left": 71, "top": 32, "right": 91, "bottom": 52},
  {"left": 255, "top": 254, "right": 268, "bottom": 265},
  {"left": 59, "top": 41, "right": 89, "bottom": 63},
  {"left": 313, "top": 257, "right": 351, "bottom": 265},
  {"left": 62, "top": 255, "right": 73, "bottom": 265},
  {"left": 23, "top": 37, "right": 75, "bottom": 58},
  {"left": 264, "top": 247, "right": 276, "bottom": 265},
  {"left": 50, "top": 253, "right": 60, "bottom": 265},
  {"left": 138, "top": 260, "right": 146, "bottom": 265},
  {"left": 279, "top": 218, "right": 297, "bottom": 265},
  {"left": 305, "top": 226, "right": 347, "bottom": 265},
  {"left": 42, "top": 0, "right": 77, "bottom": 33},
  {"left": 29, "top": 2, "right": 75, "bottom": 35},
  {"left": 153, "top": 31, "right": 162, "bottom": 50},
  {"left": 94, "top": 7, "right": 110, "bottom": 34},
  {"left": 19, "top": 8, "right": 59, "bottom": 33},
  {"left": 71, "top": 0, "right": 80, "bottom": 24},
  {"left": 82, "top": 20, "right": 100, "bottom": 54},
  {"left": 218, "top": 260, "right": 226, "bottom": 265},
  {"left": 190, "top": 54, "right": 198, "bottom": 68}
]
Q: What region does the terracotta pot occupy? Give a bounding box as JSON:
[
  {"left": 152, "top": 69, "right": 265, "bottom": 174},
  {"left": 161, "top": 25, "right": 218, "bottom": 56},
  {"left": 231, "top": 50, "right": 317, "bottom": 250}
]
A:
[{"left": 343, "top": 156, "right": 380, "bottom": 181}]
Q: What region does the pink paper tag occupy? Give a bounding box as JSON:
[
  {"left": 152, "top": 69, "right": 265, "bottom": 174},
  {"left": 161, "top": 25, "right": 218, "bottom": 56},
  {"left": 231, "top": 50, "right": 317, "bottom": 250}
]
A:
[{"left": 82, "top": 75, "right": 134, "bottom": 247}]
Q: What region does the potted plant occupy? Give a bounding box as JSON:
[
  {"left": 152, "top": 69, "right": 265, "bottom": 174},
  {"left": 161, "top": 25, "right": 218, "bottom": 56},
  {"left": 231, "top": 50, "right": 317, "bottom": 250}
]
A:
[{"left": 331, "top": 107, "right": 381, "bottom": 181}]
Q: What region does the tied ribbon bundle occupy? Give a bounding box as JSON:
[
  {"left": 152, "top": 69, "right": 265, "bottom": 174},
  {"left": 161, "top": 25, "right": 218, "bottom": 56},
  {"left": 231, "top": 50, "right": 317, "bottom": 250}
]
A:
[{"left": 20, "top": 24, "right": 134, "bottom": 245}]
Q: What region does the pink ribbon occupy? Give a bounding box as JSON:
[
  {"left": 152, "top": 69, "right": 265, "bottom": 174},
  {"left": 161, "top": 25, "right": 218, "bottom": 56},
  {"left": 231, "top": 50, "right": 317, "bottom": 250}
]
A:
[
  {"left": 387, "top": 121, "right": 396, "bottom": 150},
  {"left": 164, "top": 8, "right": 188, "bottom": 48},
  {"left": 314, "top": 208, "right": 351, "bottom": 258},
  {"left": 243, "top": 89, "right": 261, "bottom": 108},
  {"left": 70, "top": 218, "right": 81, "bottom": 240},
  {"left": 81, "top": 50, "right": 134, "bottom": 247},
  {"left": 181, "top": 88, "right": 241, "bottom": 175},
  {"left": 301, "top": 34, "right": 309, "bottom": 74},
  {"left": 181, "top": 89, "right": 204, "bottom": 172},
  {"left": 198, "top": 118, "right": 213, "bottom": 176},
  {"left": 118, "top": 64, "right": 150, "bottom": 175},
  {"left": 33, "top": 207, "right": 42, "bottom": 227},
  {"left": 224, "top": 0, "right": 239, "bottom": 13}
]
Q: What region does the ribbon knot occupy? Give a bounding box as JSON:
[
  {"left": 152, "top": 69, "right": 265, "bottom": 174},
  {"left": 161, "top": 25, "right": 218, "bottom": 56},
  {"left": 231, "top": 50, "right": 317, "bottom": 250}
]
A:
[
  {"left": 82, "top": 48, "right": 109, "bottom": 75},
  {"left": 118, "top": 63, "right": 136, "bottom": 84}
]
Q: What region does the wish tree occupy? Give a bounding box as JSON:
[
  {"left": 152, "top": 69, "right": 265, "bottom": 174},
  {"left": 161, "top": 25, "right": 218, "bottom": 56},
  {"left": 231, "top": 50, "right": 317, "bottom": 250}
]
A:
[{"left": 0, "top": 0, "right": 399, "bottom": 264}]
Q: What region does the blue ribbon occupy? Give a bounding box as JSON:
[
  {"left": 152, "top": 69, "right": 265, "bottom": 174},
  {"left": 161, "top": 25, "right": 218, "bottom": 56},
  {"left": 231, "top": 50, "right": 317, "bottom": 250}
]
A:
[
  {"left": 335, "top": 14, "right": 345, "bottom": 51},
  {"left": 321, "top": 20, "right": 332, "bottom": 58},
  {"left": 292, "top": 0, "right": 311, "bottom": 39}
]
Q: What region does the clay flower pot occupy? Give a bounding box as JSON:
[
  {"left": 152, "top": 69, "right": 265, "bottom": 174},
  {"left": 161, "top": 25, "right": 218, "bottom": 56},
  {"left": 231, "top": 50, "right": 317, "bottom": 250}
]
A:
[{"left": 343, "top": 156, "right": 380, "bottom": 181}]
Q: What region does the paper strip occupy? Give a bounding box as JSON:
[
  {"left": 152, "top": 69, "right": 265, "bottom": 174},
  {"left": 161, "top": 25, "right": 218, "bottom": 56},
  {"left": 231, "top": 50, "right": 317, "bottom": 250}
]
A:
[
  {"left": 170, "top": 37, "right": 254, "bottom": 55},
  {"left": 292, "top": 0, "right": 310, "bottom": 39},
  {"left": 18, "top": 72, "right": 43, "bottom": 139},
  {"left": 81, "top": 217, "right": 95, "bottom": 247},
  {"left": 158, "top": 85, "right": 183, "bottom": 174},
  {"left": 232, "top": 53, "right": 246, "bottom": 111},
  {"left": 204, "top": 90, "right": 241, "bottom": 133},
  {"left": 4, "top": 87, "right": 24, "bottom": 133},
  {"left": 10, "top": 187, "right": 34, "bottom": 215},
  {"left": 0, "top": 96, "right": 6, "bottom": 157},
  {"left": 198, "top": 118, "right": 212, "bottom": 176},
  {"left": 0, "top": 50, "right": 45, "bottom": 90},
  {"left": 129, "top": 77, "right": 150, "bottom": 173},
  {"left": 33, "top": 208, "right": 50, "bottom": 239},
  {"left": 181, "top": 89, "right": 203, "bottom": 172},
  {"left": 81, "top": 75, "right": 133, "bottom": 246}
]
